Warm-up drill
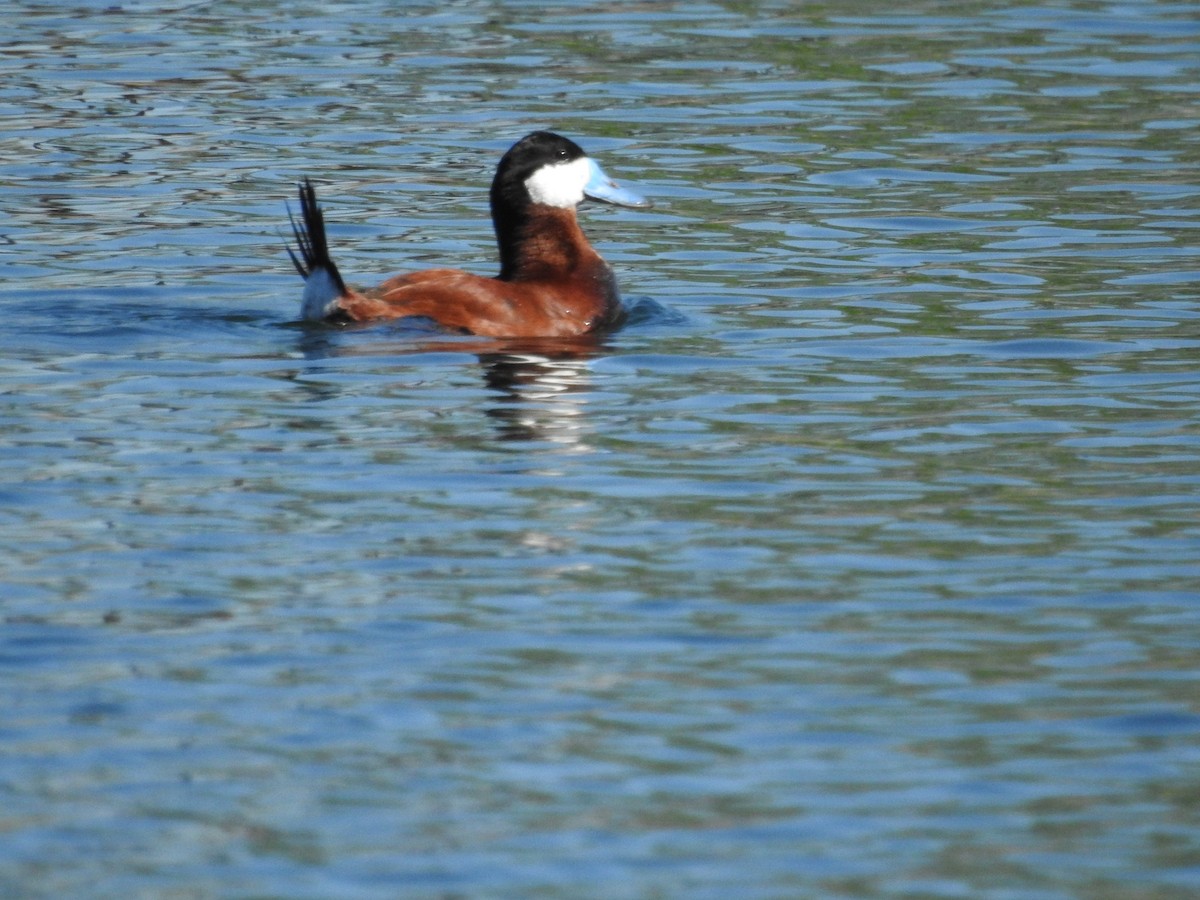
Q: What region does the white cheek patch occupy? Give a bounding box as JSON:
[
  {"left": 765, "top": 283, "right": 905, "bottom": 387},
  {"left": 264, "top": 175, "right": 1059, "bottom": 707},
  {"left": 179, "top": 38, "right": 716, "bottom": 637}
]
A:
[{"left": 524, "top": 157, "right": 589, "bottom": 209}]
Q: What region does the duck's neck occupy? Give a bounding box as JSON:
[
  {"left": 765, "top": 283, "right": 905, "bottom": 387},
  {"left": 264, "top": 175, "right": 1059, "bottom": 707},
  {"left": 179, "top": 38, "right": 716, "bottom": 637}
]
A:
[{"left": 494, "top": 206, "right": 603, "bottom": 283}]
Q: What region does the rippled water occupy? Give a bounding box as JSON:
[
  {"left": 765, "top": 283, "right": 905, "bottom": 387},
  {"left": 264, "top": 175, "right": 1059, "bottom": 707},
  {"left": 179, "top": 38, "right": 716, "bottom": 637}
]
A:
[{"left": 2, "top": 1, "right": 1199, "bottom": 896}]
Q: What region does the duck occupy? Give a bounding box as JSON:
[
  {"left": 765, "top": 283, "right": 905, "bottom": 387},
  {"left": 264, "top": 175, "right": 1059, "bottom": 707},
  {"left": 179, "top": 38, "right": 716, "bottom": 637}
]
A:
[{"left": 287, "top": 131, "right": 649, "bottom": 338}]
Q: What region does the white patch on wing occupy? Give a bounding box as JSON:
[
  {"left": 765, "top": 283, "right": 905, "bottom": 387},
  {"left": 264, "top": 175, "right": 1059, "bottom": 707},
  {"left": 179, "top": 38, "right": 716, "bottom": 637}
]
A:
[
  {"left": 301, "top": 267, "right": 343, "bottom": 321},
  {"left": 523, "top": 156, "right": 590, "bottom": 209}
]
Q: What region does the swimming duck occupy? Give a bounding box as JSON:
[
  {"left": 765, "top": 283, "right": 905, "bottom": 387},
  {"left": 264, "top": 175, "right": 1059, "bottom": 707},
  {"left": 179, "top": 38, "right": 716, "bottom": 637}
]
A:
[{"left": 287, "top": 131, "right": 648, "bottom": 337}]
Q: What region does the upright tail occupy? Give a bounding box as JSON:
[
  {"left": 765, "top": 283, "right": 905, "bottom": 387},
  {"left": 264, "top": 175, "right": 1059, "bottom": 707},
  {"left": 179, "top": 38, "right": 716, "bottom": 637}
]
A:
[{"left": 288, "top": 178, "right": 349, "bottom": 321}]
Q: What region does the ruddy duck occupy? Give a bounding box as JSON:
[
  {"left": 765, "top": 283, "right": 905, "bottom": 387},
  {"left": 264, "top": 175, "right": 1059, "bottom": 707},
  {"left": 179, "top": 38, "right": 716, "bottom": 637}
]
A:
[{"left": 287, "top": 131, "right": 648, "bottom": 337}]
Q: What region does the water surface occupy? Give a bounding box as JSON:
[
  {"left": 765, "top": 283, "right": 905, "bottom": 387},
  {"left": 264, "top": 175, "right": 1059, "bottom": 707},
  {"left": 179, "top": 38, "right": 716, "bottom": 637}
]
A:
[{"left": 2, "top": 1, "right": 1198, "bottom": 897}]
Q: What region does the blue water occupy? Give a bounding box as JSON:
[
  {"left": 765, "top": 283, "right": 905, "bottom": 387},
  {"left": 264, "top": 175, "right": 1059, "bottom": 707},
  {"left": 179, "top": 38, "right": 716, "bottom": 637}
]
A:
[{"left": 2, "top": 1, "right": 1199, "bottom": 897}]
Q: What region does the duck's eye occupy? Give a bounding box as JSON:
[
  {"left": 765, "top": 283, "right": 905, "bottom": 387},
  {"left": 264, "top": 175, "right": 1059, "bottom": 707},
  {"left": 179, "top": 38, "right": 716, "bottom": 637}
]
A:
[{"left": 555, "top": 147, "right": 570, "bottom": 161}]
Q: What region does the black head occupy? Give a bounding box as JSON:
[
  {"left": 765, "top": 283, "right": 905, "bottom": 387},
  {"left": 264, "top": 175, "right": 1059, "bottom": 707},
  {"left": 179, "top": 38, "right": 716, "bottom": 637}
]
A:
[
  {"left": 488, "top": 131, "right": 647, "bottom": 279},
  {"left": 488, "top": 132, "right": 582, "bottom": 279},
  {"left": 490, "top": 131, "right": 587, "bottom": 218}
]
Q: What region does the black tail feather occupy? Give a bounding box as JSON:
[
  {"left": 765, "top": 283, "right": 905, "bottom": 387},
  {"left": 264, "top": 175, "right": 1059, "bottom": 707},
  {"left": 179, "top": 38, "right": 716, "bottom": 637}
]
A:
[{"left": 287, "top": 178, "right": 347, "bottom": 294}]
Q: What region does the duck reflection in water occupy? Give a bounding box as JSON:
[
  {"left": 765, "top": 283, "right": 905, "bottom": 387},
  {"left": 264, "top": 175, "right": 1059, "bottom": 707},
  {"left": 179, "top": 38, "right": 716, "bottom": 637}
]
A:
[
  {"left": 477, "top": 337, "right": 603, "bottom": 445},
  {"left": 290, "top": 329, "right": 606, "bottom": 448}
]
